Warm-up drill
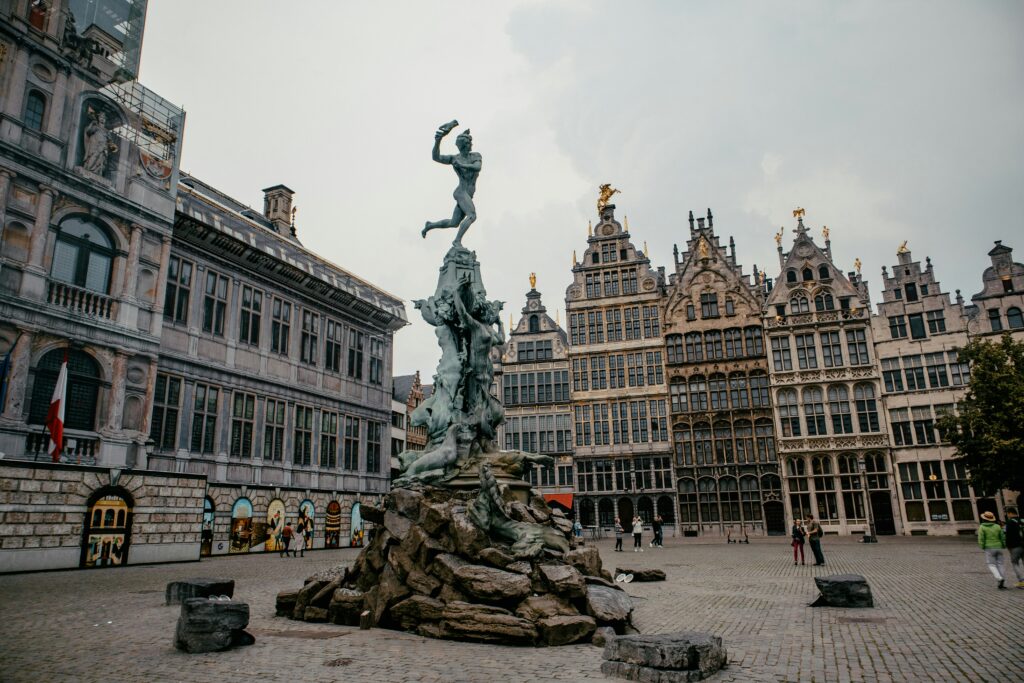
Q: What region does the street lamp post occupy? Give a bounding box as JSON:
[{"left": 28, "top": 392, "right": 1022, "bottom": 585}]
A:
[{"left": 859, "top": 455, "right": 878, "bottom": 543}]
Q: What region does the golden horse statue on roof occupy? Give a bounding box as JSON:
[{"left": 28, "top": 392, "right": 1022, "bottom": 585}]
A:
[{"left": 597, "top": 184, "right": 620, "bottom": 214}]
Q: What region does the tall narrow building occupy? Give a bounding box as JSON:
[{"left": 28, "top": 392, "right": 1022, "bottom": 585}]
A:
[
  {"left": 969, "top": 241, "right": 1024, "bottom": 339},
  {"left": 871, "top": 246, "right": 991, "bottom": 534},
  {"left": 498, "top": 276, "right": 573, "bottom": 511},
  {"left": 765, "top": 213, "right": 900, "bottom": 536},
  {"left": 565, "top": 202, "right": 672, "bottom": 531},
  {"left": 663, "top": 210, "right": 783, "bottom": 537}
]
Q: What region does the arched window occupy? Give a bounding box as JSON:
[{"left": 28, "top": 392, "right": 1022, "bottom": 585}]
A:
[
  {"left": 719, "top": 477, "right": 739, "bottom": 522},
  {"left": 729, "top": 372, "right": 749, "bottom": 409},
  {"left": 673, "top": 423, "right": 692, "bottom": 465},
  {"left": 740, "top": 476, "right": 762, "bottom": 521},
  {"left": 82, "top": 487, "right": 133, "bottom": 568},
  {"left": 678, "top": 479, "right": 697, "bottom": 525},
  {"left": 693, "top": 422, "right": 712, "bottom": 465},
  {"left": 749, "top": 371, "right": 770, "bottom": 407},
  {"left": 724, "top": 328, "right": 743, "bottom": 358},
  {"left": 818, "top": 265, "right": 831, "bottom": 280},
  {"left": 637, "top": 497, "right": 654, "bottom": 523},
  {"left": 854, "top": 383, "right": 879, "bottom": 432},
  {"left": 802, "top": 267, "right": 814, "bottom": 281},
  {"left": 708, "top": 374, "right": 728, "bottom": 410},
  {"left": 786, "top": 269, "right": 797, "bottom": 283},
  {"left": 790, "top": 295, "right": 810, "bottom": 314},
  {"left": 743, "top": 326, "right": 764, "bottom": 355},
  {"left": 698, "top": 478, "right": 719, "bottom": 522},
  {"left": 50, "top": 216, "right": 115, "bottom": 293},
  {"left": 28, "top": 348, "right": 101, "bottom": 431},
  {"left": 787, "top": 457, "right": 806, "bottom": 477},
  {"left": 684, "top": 332, "right": 703, "bottom": 362},
  {"left": 528, "top": 315, "right": 540, "bottom": 333},
  {"left": 1008, "top": 307, "right": 1024, "bottom": 329},
  {"left": 578, "top": 499, "right": 595, "bottom": 527},
  {"left": 657, "top": 495, "right": 675, "bottom": 523},
  {"left": 734, "top": 419, "right": 753, "bottom": 463},
  {"left": 812, "top": 455, "right": 839, "bottom": 520},
  {"left": 803, "top": 387, "right": 826, "bottom": 435},
  {"left": 704, "top": 331, "right": 723, "bottom": 360},
  {"left": 670, "top": 380, "right": 687, "bottom": 413},
  {"left": 814, "top": 292, "right": 835, "bottom": 311},
  {"left": 761, "top": 473, "right": 782, "bottom": 495},
  {"left": 777, "top": 389, "right": 800, "bottom": 437},
  {"left": 755, "top": 418, "right": 776, "bottom": 462},
  {"left": 598, "top": 498, "right": 615, "bottom": 526},
  {"left": 24, "top": 90, "right": 46, "bottom": 131},
  {"left": 838, "top": 453, "right": 865, "bottom": 521},
  {"left": 827, "top": 385, "right": 853, "bottom": 434},
  {"left": 666, "top": 334, "right": 684, "bottom": 364},
  {"left": 713, "top": 422, "right": 733, "bottom": 463},
  {"left": 688, "top": 375, "right": 708, "bottom": 412}
]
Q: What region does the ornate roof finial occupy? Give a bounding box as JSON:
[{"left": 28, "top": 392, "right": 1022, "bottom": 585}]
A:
[
  {"left": 572, "top": 249, "right": 577, "bottom": 267},
  {"left": 822, "top": 225, "right": 829, "bottom": 240},
  {"left": 706, "top": 208, "right": 713, "bottom": 228},
  {"left": 625, "top": 215, "right": 630, "bottom": 232},
  {"left": 556, "top": 308, "right": 561, "bottom": 325},
  {"left": 643, "top": 240, "right": 648, "bottom": 257},
  {"left": 897, "top": 240, "right": 909, "bottom": 254},
  {"left": 774, "top": 228, "right": 783, "bottom": 247},
  {"left": 688, "top": 210, "right": 695, "bottom": 230},
  {"left": 509, "top": 314, "right": 514, "bottom": 330},
  {"left": 597, "top": 183, "right": 620, "bottom": 214},
  {"left": 854, "top": 257, "right": 862, "bottom": 274},
  {"left": 588, "top": 220, "right": 592, "bottom": 236},
  {"left": 529, "top": 272, "right": 536, "bottom": 290}
]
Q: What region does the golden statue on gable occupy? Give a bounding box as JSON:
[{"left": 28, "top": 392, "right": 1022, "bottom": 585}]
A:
[
  {"left": 597, "top": 184, "right": 620, "bottom": 213},
  {"left": 897, "top": 240, "right": 909, "bottom": 254},
  {"left": 822, "top": 225, "right": 829, "bottom": 240},
  {"left": 793, "top": 207, "right": 805, "bottom": 218},
  {"left": 698, "top": 237, "right": 710, "bottom": 259},
  {"left": 529, "top": 272, "right": 536, "bottom": 289},
  {"left": 854, "top": 257, "right": 862, "bottom": 274},
  {"left": 774, "top": 229, "right": 783, "bottom": 246}
]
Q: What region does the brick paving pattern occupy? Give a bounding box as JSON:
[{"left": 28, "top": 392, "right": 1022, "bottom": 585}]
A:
[{"left": 1, "top": 536, "right": 1021, "bottom": 682}]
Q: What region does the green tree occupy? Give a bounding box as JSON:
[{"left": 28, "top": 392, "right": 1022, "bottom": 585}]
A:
[{"left": 937, "top": 333, "right": 1024, "bottom": 495}]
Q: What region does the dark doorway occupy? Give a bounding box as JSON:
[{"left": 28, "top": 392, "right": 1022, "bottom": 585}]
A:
[
  {"left": 870, "top": 491, "right": 897, "bottom": 535},
  {"left": 763, "top": 501, "right": 786, "bottom": 535},
  {"left": 977, "top": 498, "right": 999, "bottom": 520},
  {"left": 617, "top": 497, "right": 634, "bottom": 525}
]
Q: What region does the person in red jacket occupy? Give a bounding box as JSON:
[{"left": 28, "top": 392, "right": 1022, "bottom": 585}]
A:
[{"left": 281, "top": 523, "right": 294, "bottom": 558}]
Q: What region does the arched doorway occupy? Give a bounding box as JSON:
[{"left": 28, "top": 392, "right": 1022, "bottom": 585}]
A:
[
  {"left": 617, "top": 497, "right": 634, "bottom": 525},
  {"left": 229, "top": 498, "right": 253, "bottom": 553},
  {"left": 578, "top": 498, "right": 595, "bottom": 527},
  {"left": 657, "top": 495, "right": 675, "bottom": 524},
  {"left": 598, "top": 498, "right": 615, "bottom": 527},
  {"left": 265, "top": 499, "right": 285, "bottom": 553},
  {"left": 350, "top": 502, "right": 364, "bottom": 547},
  {"left": 763, "top": 501, "right": 786, "bottom": 535},
  {"left": 81, "top": 487, "right": 133, "bottom": 568},
  {"left": 325, "top": 501, "right": 342, "bottom": 548},
  {"left": 637, "top": 497, "right": 654, "bottom": 523},
  {"left": 200, "top": 497, "right": 215, "bottom": 557}
]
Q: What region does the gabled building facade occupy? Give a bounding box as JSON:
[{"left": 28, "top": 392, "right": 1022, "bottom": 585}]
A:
[
  {"left": 765, "top": 214, "right": 900, "bottom": 536},
  {"left": 565, "top": 203, "right": 673, "bottom": 532},
  {"left": 663, "top": 210, "right": 784, "bottom": 537},
  {"left": 969, "top": 241, "right": 1024, "bottom": 338},
  {"left": 498, "top": 278, "right": 573, "bottom": 511}
]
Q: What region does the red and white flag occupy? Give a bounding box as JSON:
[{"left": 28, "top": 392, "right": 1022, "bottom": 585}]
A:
[{"left": 45, "top": 355, "right": 68, "bottom": 462}]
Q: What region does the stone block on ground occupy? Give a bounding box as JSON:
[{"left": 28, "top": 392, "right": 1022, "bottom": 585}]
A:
[
  {"left": 275, "top": 589, "right": 298, "bottom": 617},
  {"left": 165, "top": 578, "right": 235, "bottom": 605},
  {"left": 292, "top": 579, "right": 326, "bottom": 620},
  {"left": 538, "top": 614, "right": 597, "bottom": 646},
  {"left": 538, "top": 563, "right": 587, "bottom": 598},
  {"left": 328, "top": 588, "right": 364, "bottom": 626},
  {"left": 390, "top": 595, "right": 445, "bottom": 630},
  {"left": 810, "top": 574, "right": 874, "bottom": 608},
  {"left": 566, "top": 547, "right": 602, "bottom": 577},
  {"left": 454, "top": 563, "right": 532, "bottom": 602},
  {"left": 585, "top": 584, "right": 633, "bottom": 624},
  {"left": 515, "top": 594, "right": 578, "bottom": 621},
  {"left": 614, "top": 567, "right": 667, "bottom": 582},
  {"left": 310, "top": 577, "right": 343, "bottom": 608},
  {"left": 303, "top": 606, "right": 328, "bottom": 622},
  {"left": 602, "top": 632, "right": 727, "bottom": 682},
  {"left": 174, "top": 598, "right": 253, "bottom": 654},
  {"left": 439, "top": 601, "right": 538, "bottom": 645},
  {"left": 592, "top": 626, "right": 616, "bottom": 647}
]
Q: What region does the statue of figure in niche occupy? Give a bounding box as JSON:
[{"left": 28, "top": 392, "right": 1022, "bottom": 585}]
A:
[
  {"left": 82, "top": 108, "right": 117, "bottom": 177},
  {"left": 422, "top": 120, "right": 482, "bottom": 246}
]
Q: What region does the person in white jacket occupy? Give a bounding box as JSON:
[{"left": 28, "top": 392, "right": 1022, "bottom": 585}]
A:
[{"left": 632, "top": 516, "right": 643, "bottom": 552}]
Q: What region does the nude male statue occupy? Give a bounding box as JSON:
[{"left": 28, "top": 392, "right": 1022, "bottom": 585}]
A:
[{"left": 422, "top": 120, "right": 482, "bottom": 246}]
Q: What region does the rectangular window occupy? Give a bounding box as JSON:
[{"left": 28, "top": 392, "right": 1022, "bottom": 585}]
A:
[
  {"left": 369, "top": 337, "right": 384, "bottom": 385},
  {"left": 624, "top": 306, "right": 641, "bottom": 340},
  {"left": 899, "top": 462, "right": 922, "bottom": 505},
  {"left": 643, "top": 305, "right": 660, "bottom": 337},
  {"left": 190, "top": 383, "right": 219, "bottom": 454},
  {"left": 348, "top": 329, "right": 364, "bottom": 378},
  {"left": 163, "top": 256, "right": 192, "bottom": 324},
  {"left": 820, "top": 331, "right": 843, "bottom": 367},
  {"left": 558, "top": 465, "right": 573, "bottom": 486},
  {"left": 320, "top": 411, "right": 338, "bottom": 468},
  {"left": 263, "top": 398, "right": 286, "bottom": 462},
  {"left": 646, "top": 351, "right": 663, "bottom": 385},
  {"left": 202, "top": 271, "right": 228, "bottom": 336},
  {"left": 878, "top": 358, "right": 903, "bottom": 392},
  {"left": 585, "top": 274, "right": 598, "bottom": 298},
  {"left": 905, "top": 282, "right": 919, "bottom": 302},
  {"left": 238, "top": 285, "right": 262, "bottom": 346},
  {"left": 904, "top": 355, "right": 926, "bottom": 391},
  {"left": 845, "top": 328, "right": 870, "bottom": 365},
  {"left": 912, "top": 406, "right": 936, "bottom": 445},
  {"left": 601, "top": 242, "right": 618, "bottom": 263},
  {"left": 925, "top": 352, "right": 949, "bottom": 388},
  {"left": 622, "top": 268, "right": 638, "bottom": 294},
  {"left": 771, "top": 336, "right": 792, "bottom": 371},
  {"left": 926, "top": 310, "right": 946, "bottom": 334},
  {"left": 300, "top": 310, "right": 319, "bottom": 366},
  {"left": 949, "top": 350, "right": 970, "bottom": 386},
  {"left": 605, "top": 308, "right": 622, "bottom": 341},
  {"left": 343, "top": 416, "right": 360, "bottom": 470},
  {"left": 795, "top": 333, "right": 818, "bottom": 369},
  {"left": 889, "top": 407, "right": 912, "bottom": 446},
  {"left": 907, "top": 313, "right": 926, "bottom": 340},
  {"left": 229, "top": 392, "right": 256, "bottom": 458},
  {"left": 988, "top": 309, "right": 1002, "bottom": 332},
  {"left": 271, "top": 297, "right": 291, "bottom": 356},
  {"left": 603, "top": 271, "right": 620, "bottom": 296},
  {"left": 150, "top": 374, "right": 181, "bottom": 451},
  {"left": 745, "top": 327, "right": 764, "bottom": 355},
  {"left": 888, "top": 315, "right": 907, "bottom": 339},
  {"left": 294, "top": 405, "right": 313, "bottom": 465},
  {"left": 366, "top": 421, "right": 383, "bottom": 473},
  {"left": 700, "top": 292, "right": 719, "bottom": 318},
  {"left": 325, "top": 319, "right": 343, "bottom": 372}
]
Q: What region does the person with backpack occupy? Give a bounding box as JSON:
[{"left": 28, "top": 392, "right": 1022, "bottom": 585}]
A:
[
  {"left": 805, "top": 514, "right": 825, "bottom": 565},
  {"left": 978, "top": 511, "right": 1008, "bottom": 589},
  {"left": 791, "top": 519, "right": 806, "bottom": 565},
  {"left": 1005, "top": 507, "right": 1023, "bottom": 588}
]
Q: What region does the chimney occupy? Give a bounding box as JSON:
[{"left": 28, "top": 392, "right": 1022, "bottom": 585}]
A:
[{"left": 262, "top": 184, "right": 295, "bottom": 234}]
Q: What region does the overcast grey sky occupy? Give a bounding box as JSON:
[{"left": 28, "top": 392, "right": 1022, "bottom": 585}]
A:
[{"left": 140, "top": 1, "right": 1024, "bottom": 377}]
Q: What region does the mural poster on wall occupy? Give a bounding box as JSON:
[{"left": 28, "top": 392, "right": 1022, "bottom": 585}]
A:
[
  {"left": 350, "top": 502, "right": 364, "bottom": 548},
  {"left": 84, "top": 495, "right": 130, "bottom": 568},
  {"left": 325, "top": 501, "right": 342, "bottom": 549},
  {"left": 229, "top": 498, "right": 253, "bottom": 554},
  {"left": 265, "top": 499, "right": 285, "bottom": 553},
  {"left": 298, "top": 500, "right": 315, "bottom": 550},
  {"left": 201, "top": 497, "right": 214, "bottom": 557}
]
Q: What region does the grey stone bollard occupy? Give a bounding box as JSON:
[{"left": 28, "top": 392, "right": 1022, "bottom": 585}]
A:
[
  {"left": 810, "top": 574, "right": 874, "bottom": 608},
  {"left": 174, "top": 598, "right": 253, "bottom": 653},
  {"left": 602, "top": 632, "right": 727, "bottom": 682},
  {"left": 165, "top": 578, "right": 235, "bottom": 605}
]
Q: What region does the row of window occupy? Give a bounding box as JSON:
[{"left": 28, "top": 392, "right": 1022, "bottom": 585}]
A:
[
  {"left": 778, "top": 290, "right": 853, "bottom": 316},
  {"left": 680, "top": 292, "right": 738, "bottom": 321},
  {"left": 503, "top": 370, "right": 570, "bottom": 405},
  {"left": 669, "top": 372, "right": 771, "bottom": 413},
  {"left": 568, "top": 306, "right": 660, "bottom": 345},
  {"left": 673, "top": 419, "right": 776, "bottom": 466},
  {"left": 898, "top": 460, "right": 974, "bottom": 522},
  {"left": 770, "top": 329, "right": 871, "bottom": 372},
  {"left": 988, "top": 306, "right": 1024, "bottom": 332},
  {"left": 515, "top": 340, "right": 554, "bottom": 362},
  {"left": 666, "top": 327, "right": 765, "bottom": 364},
  {"left": 678, "top": 474, "right": 782, "bottom": 525},
  {"left": 776, "top": 385, "right": 880, "bottom": 437},
  {"left": 595, "top": 242, "right": 630, "bottom": 265},
  {"left": 889, "top": 404, "right": 952, "bottom": 446},
  {"left": 584, "top": 267, "right": 640, "bottom": 297},
  {"left": 576, "top": 456, "right": 674, "bottom": 493},
  {"left": 887, "top": 310, "right": 948, "bottom": 340},
  {"left": 880, "top": 351, "right": 969, "bottom": 393},
  {"left": 574, "top": 400, "right": 669, "bottom": 446},
  {"left": 165, "top": 257, "right": 385, "bottom": 383},
  {"left": 786, "top": 453, "right": 888, "bottom": 523},
  {"left": 503, "top": 414, "right": 573, "bottom": 454},
  {"left": 571, "top": 352, "right": 664, "bottom": 392},
  {"left": 150, "top": 375, "right": 385, "bottom": 472},
  {"left": 523, "top": 462, "right": 574, "bottom": 488}
]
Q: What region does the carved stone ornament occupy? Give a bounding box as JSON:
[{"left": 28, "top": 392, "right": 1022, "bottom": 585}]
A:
[
  {"left": 796, "top": 243, "right": 813, "bottom": 257},
  {"left": 602, "top": 224, "right": 615, "bottom": 236},
  {"left": 642, "top": 278, "right": 655, "bottom": 291}
]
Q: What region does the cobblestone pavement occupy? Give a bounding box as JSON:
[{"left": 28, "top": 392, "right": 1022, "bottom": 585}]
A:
[{"left": 1, "top": 536, "right": 1022, "bottom": 682}]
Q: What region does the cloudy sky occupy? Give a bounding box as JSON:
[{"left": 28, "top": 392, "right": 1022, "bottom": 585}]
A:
[{"left": 140, "top": 1, "right": 1024, "bottom": 377}]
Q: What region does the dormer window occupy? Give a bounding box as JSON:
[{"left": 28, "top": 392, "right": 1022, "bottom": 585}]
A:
[
  {"left": 818, "top": 265, "right": 830, "bottom": 280},
  {"left": 591, "top": 253, "right": 599, "bottom": 264},
  {"left": 905, "top": 282, "right": 918, "bottom": 302},
  {"left": 528, "top": 315, "right": 540, "bottom": 333},
  {"left": 786, "top": 270, "right": 797, "bottom": 283},
  {"left": 802, "top": 268, "right": 813, "bottom": 281}
]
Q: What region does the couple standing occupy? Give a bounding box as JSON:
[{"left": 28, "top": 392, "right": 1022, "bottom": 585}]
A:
[{"left": 791, "top": 514, "right": 826, "bottom": 566}]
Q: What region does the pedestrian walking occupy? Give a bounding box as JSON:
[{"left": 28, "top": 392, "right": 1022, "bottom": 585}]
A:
[
  {"left": 651, "top": 515, "right": 663, "bottom": 547},
  {"left": 978, "top": 510, "right": 1008, "bottom": 589},
  {"left": 613, "top": 517, "right": 624, "bottom": 551},
  {"left": 1005, "top": 507, "right": 1024, "bottom": 588},
  {"left": 632, "top": 516, "right": 643, "bottom": 552},
  {"left": 295, "top": 521, "right": 305, "bottom": 557},
  {"left": 805, "top": 514, "right": 825, "bottom": 565},
  {"left": 281, "top": 522, "right": 293, "bottom": 558},
  {"left": 791, "top": 519, "right": 806, "bottom": 565}
]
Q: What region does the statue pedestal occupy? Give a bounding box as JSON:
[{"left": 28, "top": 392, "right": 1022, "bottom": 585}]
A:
[{"left": 447, "top": 462, "right": 532, "bottom": 504}]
